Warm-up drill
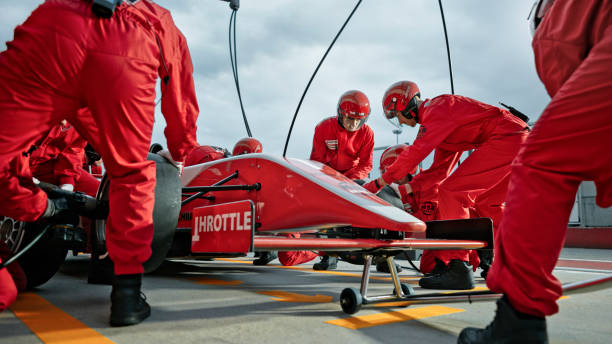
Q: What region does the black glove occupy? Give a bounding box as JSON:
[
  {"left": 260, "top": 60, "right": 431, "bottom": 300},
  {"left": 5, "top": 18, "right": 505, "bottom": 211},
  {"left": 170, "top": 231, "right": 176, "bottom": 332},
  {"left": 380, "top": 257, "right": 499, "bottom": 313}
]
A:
[{"left": 85, "top": 144, "right": 101, "bottom": 166}]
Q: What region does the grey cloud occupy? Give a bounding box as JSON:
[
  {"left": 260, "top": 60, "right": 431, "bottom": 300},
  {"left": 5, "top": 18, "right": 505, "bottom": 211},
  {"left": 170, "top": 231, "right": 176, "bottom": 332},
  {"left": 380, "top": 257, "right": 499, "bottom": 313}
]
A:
[{"left": 1, "top": 0, "right": 550, "bottom": 160}]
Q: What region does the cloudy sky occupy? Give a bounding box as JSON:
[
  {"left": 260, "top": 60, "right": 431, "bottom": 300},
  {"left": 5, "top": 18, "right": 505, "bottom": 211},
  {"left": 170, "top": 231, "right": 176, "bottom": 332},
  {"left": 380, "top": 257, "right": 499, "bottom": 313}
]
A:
[{"left": 0, "top": 0, "right": 549, "bottom": 168}]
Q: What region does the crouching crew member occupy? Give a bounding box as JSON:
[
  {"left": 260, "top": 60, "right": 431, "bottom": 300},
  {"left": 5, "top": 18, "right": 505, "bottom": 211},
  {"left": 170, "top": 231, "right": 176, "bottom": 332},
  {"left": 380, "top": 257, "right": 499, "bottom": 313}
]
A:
[
  {"left": 378, "top": 144, "right": 482, "bottom": 277},
  {"left": 29, "top": 120, "right": 100, "bottom": 197},
  {"left": 364, "top": 81, "right": 529, "bottom": 290},
  {"left": 310, "top": 90, "right": 374, "bottom": 270},
  {"left": 371, "top": 144, "right": 418, "bottom": 273}
]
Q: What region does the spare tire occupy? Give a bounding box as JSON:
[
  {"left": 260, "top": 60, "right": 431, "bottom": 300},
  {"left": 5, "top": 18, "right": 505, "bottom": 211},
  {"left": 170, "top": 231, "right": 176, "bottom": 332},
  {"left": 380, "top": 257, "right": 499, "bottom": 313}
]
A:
[{"left": 92, "top": 153, "right": 181, "bottom": 273}]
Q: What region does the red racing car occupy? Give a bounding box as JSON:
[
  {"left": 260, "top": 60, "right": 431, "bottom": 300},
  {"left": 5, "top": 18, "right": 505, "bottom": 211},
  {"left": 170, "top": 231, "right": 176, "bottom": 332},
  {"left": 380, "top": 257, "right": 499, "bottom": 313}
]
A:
[{"left": 2, "top": 152, "right": 493, "bottom": 314}]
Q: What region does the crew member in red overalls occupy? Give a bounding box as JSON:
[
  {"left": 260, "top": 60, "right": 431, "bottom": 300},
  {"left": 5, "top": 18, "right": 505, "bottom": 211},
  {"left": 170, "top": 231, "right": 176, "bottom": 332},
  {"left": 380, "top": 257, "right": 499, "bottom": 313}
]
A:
[
  {"left": 379, "top": 146, "right": 482, "bottom": 277},
  {"left": 363, "top": 81, "right": 529, "bottom": 290},
  {"left": 370, "top": 144, "right": 418, "bottom": 273},
  {"left": 459, "top": 1, "right": 612, "bottom": 342},
  {"left": 310, "top": 90, "right": 374, "bottom": 181},
  {"left": 310, "top": 90, "right": 374, "bottom": 270},
  {"left": 30, "top": 119, "right": 104, "bottom": 285},
  {"left": 89, "top": 160, "right": 104, "bottom": 176},
  {"left": 0, "top": 0, "right": 199, "bottom": 326},
  {"left": 29, "top": 120, "right": 100, "bottom": 197},
  {"left": 2, "top": 120, "right": 96, "bottom": 309},
  {"left": 0, "top": 242, "right": 27, "bottom": 312}
]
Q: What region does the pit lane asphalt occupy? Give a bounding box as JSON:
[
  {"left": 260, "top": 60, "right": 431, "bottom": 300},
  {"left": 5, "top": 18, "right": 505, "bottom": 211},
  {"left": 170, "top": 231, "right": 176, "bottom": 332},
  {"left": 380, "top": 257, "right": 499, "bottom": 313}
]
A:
[{"left": 1, "top": 248, "right": 611, "bottom": 344}]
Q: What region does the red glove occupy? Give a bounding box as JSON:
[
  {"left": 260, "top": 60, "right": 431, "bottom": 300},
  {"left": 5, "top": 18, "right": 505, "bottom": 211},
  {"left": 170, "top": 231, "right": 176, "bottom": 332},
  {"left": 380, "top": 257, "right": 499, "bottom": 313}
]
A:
[{"left": 363, "top": 179, "right": 382, "bottom": 194}]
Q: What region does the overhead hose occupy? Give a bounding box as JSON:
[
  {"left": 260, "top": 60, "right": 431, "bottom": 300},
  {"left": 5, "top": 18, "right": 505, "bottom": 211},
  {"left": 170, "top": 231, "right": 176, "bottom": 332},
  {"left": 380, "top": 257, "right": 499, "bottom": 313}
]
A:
[
  {"left": 406, "top": 256, "right": 422, "bottom": 273},
  {"left": 436, "top": 0, "right": 465, "bottom": 163},
  {"left": 229, "top": 10, "right": 252, "bottom": 137},
  {"left": 438, "top": 0, "right": 454, "bottom": 95},
  {"left": 0, "top": 224, "right": 52, "bottom": 270},
  {"left": 283, "top": 0, "right": 363, "bottom": 157}
]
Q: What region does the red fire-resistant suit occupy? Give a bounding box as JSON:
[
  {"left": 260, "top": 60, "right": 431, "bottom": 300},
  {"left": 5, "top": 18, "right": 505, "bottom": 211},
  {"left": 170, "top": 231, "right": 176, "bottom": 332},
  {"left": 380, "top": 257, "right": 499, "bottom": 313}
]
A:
[
  {"left": 83, "top": 151, "right": 104, "bottom": 176},
  {"left": 30, "top": 122, "right": 100, "bottom": 197},
  {"left": 0, "top": 0, "right": 199, "bottom": 275},
  {"left": 487, "top": 0, "right": 612, "bottom": 317},
  {"left": 310, "top": 117, "right": 374, "bottom": 180},
  {"left": 396, "top": 177, "right": 444, "bottom": 274},
  {"left": 395, "top": 166, "right": 480, "bottom": 273},
  {"left": 89, "top": 162, "right": 103, "bottom": 176},
  {"left": 0, "top": 242, "right": 27, "bottom": 312},
  {"left": 277, "top": 233, "right": 318, "bottom": 266},
  {"left": 283, "top": 116, "right": 374, "bottom": 266},
  {"left": 382, "top": 95, "right": 529, "bottom": 266},
  {"left": 0, "top": 260, "right": 16, "bottom": 312},
  {"left": 184, "top": 145, "right": 228, "bottom": 167}
]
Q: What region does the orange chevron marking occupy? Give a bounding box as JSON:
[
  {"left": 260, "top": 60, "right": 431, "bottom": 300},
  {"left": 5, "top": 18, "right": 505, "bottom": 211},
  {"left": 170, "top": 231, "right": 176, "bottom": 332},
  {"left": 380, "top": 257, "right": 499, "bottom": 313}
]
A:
[{"left": 10, "top": 293, "right": 114, "bottom": 344}]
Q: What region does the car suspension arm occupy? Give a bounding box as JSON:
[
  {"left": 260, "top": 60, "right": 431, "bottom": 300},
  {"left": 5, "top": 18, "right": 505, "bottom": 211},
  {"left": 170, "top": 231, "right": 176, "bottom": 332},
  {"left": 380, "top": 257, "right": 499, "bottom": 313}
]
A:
[{"left": 182, "top": 171, "right": 258, "bottom": 206}]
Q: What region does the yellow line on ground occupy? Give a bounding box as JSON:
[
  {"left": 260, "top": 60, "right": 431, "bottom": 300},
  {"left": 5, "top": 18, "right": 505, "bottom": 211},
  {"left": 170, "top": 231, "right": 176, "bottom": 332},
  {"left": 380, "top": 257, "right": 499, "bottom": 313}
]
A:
[
  {"left": 216, "top": 258, "right": 420, "bottom": 282},
  {"left": 10, "top": 293, "right": 114, "bottom": 344},
  {"left": 326, "top": 305, "right": 465, "bottom": 329},
  {"left": 442, "top": 286, "right": 490, "bottom": 293},
  {"left": 373, "top": 286, "right": 490, "bottom": 307},
  {"left": 188, "top": 276, "right": 243, "bottom": 285},
  {"left": 216, "top": 258, "right": 255, "bottom": 264},
  {"left": 257, "top": 290, "right": 333, "bottom": 303}
]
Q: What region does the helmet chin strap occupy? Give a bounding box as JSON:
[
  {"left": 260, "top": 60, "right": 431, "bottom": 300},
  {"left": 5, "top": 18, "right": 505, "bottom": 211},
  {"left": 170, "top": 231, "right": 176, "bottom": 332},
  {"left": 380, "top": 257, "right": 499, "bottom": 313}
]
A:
[{"left": 337, "top": 114, "right": 345, "bottom": 129}]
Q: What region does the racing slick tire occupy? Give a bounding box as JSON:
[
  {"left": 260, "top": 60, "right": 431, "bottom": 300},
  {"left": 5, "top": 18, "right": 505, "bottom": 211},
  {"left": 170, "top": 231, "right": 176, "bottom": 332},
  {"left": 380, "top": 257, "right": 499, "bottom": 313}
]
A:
[
  {"left": 1, "top": 217, "right": 68, "bottom": 289},
  {"left": 92, "top": 152, "right": 181, "bottom": 273}
]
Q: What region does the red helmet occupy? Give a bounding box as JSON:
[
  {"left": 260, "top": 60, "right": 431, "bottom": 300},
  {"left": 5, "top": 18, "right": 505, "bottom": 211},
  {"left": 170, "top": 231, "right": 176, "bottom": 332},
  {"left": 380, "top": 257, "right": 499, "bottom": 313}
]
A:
[
  {"left": 232, "top": 137, "right": 263, "bottom": 155},
  {"left": 184, "top": 145, "right": 230, "bottom": 167},
  {"left": 379, "top": 143, "right": 417, "bottom": 175},
  {"left": 528, "top": 0, "right": 554, "bottom": 37},
  {"left": 337, "top": 90, "right": 370, "bottom": 131},
  {"left": 382, "top": 81, "right": 421, "bottom": 126}
]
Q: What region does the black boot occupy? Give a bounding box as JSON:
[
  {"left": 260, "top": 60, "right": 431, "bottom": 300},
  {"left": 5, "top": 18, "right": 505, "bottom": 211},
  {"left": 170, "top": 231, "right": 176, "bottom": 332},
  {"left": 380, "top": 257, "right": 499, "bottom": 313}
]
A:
[
  {"left": 480, "top": 263, "right": 491, "bottom": 279},
  {"left": 88, "top": 254, "right": 114, "bottom": 285},
  {"left": 423, "top": 258, "right": 447, "bottom": 277},
  {"left": 252, "top": 251, "right": 278, "bottom": 265},
  {"left": 375, "top": 261, "right": 403, "bottom": 273},
  {"left": 313, "top": 255, "right": 337, "bottom": 270},
  {"left": 458, "top": 296, "right": 548, "bottom": 344},
  {"left": 478, "top": 250, "right": 493, "bottom": 279},
  {"left": 110, "top": 274, "right": 151, "bottom": 327},
  {"left": 418, "top": 259, "right": 474, "bottom": 290}
]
